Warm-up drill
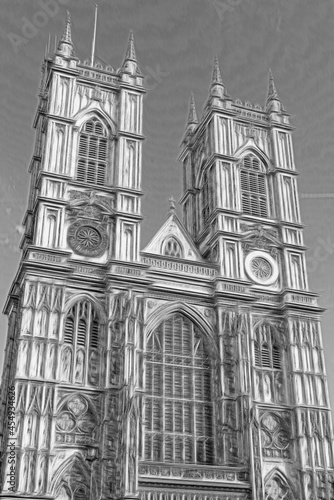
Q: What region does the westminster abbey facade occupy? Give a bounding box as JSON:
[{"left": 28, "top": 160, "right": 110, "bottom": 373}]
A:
[{"left": 0, "top": 12, "right": 333, "bottom": 500}]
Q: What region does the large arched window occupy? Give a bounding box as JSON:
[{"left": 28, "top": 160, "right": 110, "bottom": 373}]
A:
[
  {"left": 76, "top": 118, "right": 108, "bottom": 186},
  {"left": 62, "top": 300, "right": 101, "bottom": 386},
  {"left": 144, "top": 314, "right": 214, "bottom": 464},
  {"left": 240, "top": 154, "right": 268, "bottom": 218}
]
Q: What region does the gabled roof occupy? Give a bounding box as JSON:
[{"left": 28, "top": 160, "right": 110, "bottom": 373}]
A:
[{"left": 142, "top": 213, "right": 203, "bottom": 262}]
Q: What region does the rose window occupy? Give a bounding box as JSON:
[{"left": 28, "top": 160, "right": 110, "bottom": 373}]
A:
[
  {"left": 245, "top": 250, "right": 279, "bottom": 286},
  {"left": 76, "top": 226, "right": 101, "bottom": 248},
  {"left": 250, "top": 256, "right": 272, "bottom": 280},
  {"left": 67, "top": 219, "right": 107, "bottom": 257}
]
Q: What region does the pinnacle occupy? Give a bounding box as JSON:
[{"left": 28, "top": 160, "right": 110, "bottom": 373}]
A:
[
  {"left": 212, "top": 56, "right": 223, "bottom": 85},
  {"left": 187, "top": 93, "right": 198, "bottom": 125},
  {"left": 267, "top": 68, "right": 280, "bottom": 102},
  {"left": 124, "top": 31, "right": 137, "bottom": 62},
  {"left": 61, "top": 10, "right": 72, "bottom": 45}
]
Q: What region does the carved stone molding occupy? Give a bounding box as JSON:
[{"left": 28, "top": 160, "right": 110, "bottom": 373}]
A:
[{"left": 138, "top": 463, "right": 249, "bottom": 484}]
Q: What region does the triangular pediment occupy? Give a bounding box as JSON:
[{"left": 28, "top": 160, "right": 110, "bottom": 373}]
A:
[{"left": 142, "top": 213, "right": 203, "bottom": 262}]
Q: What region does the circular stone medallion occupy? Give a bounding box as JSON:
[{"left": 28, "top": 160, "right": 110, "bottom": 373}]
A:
[
  {"left": 245, "top": 250, "right": 279, "bottom": 286},
  {"left": 67, "top": 220, "right": 108, "bottom": 257}
]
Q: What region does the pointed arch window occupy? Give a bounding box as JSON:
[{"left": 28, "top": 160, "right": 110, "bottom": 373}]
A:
[
  {"left": 240, "top": 154, "right": 268, "bottom": 218},
  {"left": 144, "top": 314, "right": 214, "bottom": 464},
  {"left": 76, "top": 118, "right": 108, "bottom": 186},
  {"left": 254, "top": 323, "right": 285, "bottom": 404},
  {"left": 254, "top": 324, "right": 282, "bottom": 370},
  {"left": 62, "top": 300, "right": 101, "bottom": 386},
  {"left": 162, "top": 237, "right": 183, "bottom": 258}
]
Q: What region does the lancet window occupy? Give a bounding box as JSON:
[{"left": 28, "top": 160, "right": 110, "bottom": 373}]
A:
[
  {"left": 62, "top": 300, "right": 101, "bottom": 386},
  {"left": 254, "top": 323, "right": 285, "bottom": 404},
  {"left": 144, "top": 314, "right": 214, "bottom": 464},
  {"left": 254, "top": 323, "right": 282, "bottom": 370}
]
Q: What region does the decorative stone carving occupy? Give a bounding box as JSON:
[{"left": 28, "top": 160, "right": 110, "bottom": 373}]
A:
[
  {"left": 264, "top": 473, "right": 295, "bottom": 500},
  {"left": 241, "top": 223, "right": 280, "bottom": 251},
  {"left": 260, "top": 411, "right": 291, "bottom": 459},
  {"left": 55, "top": 394, "right": 98, "bottom": 446}
]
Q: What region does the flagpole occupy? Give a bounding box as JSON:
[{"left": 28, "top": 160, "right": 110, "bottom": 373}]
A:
[{"left": 91, "top": 3, "right": 98, "bottom": 66}]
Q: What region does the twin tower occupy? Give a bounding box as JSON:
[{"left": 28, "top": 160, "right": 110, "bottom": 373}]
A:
[{"left": 0, "top": 12, "right": 333, "bottom": 500}]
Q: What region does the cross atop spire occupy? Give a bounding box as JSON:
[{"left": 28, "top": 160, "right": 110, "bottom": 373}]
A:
[
  {"left": 212, "top": 56, "right": 223, "bottom": 85},
  {"left": 124, "top": 31, "right": 137, "bottom": 63},
  {"left": 188, "top": 93, "right": 198, "bottom": 125}
]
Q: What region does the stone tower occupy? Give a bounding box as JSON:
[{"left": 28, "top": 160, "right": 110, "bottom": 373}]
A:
[{"left": 0, "top": 12, "right": 333, "bottom": 500}]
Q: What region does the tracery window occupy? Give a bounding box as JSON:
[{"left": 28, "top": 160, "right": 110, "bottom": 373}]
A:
[
  {"left": 144, "top": 314, "right": 214, "bottom": 464},
  {"left": 240, "top": 154, "right": 268, "bottom": 218},
  {"left": 162, "top": 237, "right": 183, "bottom": 258},
  {"left": 62, "top": 300, "right": 100, "bottom": 386},
  {"left": 76, "top": 118, "right": 108, "bottom": 186},
  {"left": 254, "top": 323, "right": 284, "bottom": 404}
]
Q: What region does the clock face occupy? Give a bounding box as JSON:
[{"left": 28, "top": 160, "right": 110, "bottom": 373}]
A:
[
  {"left": 245, "top": 250, "right": 279, "bottom": 286},
  {"left": 67, "top": 220, "right": 108, "bottom": 257}
]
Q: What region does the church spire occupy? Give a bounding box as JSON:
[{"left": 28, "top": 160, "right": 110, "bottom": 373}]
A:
[
  {"left": 188, "top": 93, "right": 198, "bottom": 125},
  {"left": 57, "top": 11, "right": 75, "bottom": 58},
  {"left": 121, "top": 31, "right": 139, "bottom": 75}
]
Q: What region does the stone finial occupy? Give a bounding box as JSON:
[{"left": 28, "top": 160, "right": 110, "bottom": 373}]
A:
[{"left": 169, "top": 196, "right": 176, "bottom": 214}]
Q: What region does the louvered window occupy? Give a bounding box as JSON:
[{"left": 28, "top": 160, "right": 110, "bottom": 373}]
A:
[
  {"left": 76, "top": 118, "right": 108, "bottom": 186},
  {"left": 64, "top": 316, "right": 74, "bottom": 344},
  {"left": 145, "top": 314, "right": 214, "bottom": 464},
  {"left": 240, "top": 155, "right": 268, "bottom": 218},
  {"left": 254, "top": 324, "right": 282, "bottom": 371},
  {"left": 162, "top": 238, "right": 183, "bottom": 258},
  {"left": 63, "top": 300, "right": 101, "bottom": 386}
]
